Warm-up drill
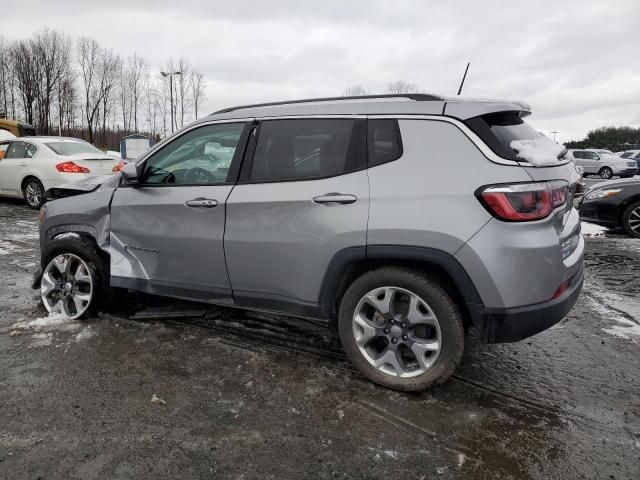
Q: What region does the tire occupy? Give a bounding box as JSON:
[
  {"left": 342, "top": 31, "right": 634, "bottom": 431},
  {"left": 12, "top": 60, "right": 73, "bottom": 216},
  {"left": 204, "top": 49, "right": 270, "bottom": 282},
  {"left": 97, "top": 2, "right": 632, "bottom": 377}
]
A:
[
  {"left": 622, "top": 201, "right": 640, "bottom": 238},
  {"left": 338, "top": 267, "right": 464, "bottom": 391},
  {"left": 40, "top": 235, "right": 108, "bottom": 319},
  {"left": 598, "top": 167, "right": 613, "bottom": 180},
  {"left": 23, "top": 177, "right": 45, "bottom": 209}
]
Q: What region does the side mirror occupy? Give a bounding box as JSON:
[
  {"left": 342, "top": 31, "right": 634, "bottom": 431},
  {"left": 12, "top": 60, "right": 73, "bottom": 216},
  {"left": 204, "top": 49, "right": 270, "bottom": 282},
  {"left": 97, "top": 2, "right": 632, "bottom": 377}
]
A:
[{"left": 121, "top": 161, "right": 139, "bottom": 184}]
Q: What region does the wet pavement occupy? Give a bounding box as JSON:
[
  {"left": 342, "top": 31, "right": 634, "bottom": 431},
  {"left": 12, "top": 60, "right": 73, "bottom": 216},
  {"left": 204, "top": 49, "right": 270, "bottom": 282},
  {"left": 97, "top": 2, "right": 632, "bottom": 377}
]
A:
[{"left": 0, "top": 199, "right": 639, "bottom": 479}]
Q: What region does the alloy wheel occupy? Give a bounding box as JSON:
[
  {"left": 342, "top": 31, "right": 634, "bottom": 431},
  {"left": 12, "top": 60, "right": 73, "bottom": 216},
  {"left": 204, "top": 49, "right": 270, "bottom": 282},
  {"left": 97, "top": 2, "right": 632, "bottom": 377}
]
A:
[
  {"left": 41, "top": 253, "right": 93, "bottom": 319},
  {"left": 352, "top": 286, "right": 442, "bottom": 378},
  {"left": 25, "top": 181, "right": 42, "bottom": 207},
  {"left": 628, "top": 206, "right": 640, "bottom": 235},
  {"left": 599, "top": 168, "right": 613, "bottom": 179}
]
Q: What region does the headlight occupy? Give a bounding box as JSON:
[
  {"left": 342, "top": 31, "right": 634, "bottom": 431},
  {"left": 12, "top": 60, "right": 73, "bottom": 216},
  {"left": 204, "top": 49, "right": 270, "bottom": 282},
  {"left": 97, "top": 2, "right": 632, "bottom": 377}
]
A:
[{"left": 585, "top": 188, "right": 622, "bottom": 201}]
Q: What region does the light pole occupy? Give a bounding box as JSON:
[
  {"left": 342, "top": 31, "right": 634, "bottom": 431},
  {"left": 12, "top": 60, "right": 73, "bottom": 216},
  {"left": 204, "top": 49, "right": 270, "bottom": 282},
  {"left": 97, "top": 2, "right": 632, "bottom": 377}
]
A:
[
  {"left": 161, "top": 71, "right": 182, "bottom": 133},
  {"left": 550, "top": 130, "right": 558, "bottom": 142}
]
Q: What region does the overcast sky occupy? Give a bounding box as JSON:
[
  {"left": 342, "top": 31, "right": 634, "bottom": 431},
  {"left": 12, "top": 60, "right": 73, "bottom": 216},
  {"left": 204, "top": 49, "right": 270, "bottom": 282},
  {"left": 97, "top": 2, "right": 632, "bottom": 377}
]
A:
[{"left": 3, "top": 0, "right": 639, "bottom": 142}]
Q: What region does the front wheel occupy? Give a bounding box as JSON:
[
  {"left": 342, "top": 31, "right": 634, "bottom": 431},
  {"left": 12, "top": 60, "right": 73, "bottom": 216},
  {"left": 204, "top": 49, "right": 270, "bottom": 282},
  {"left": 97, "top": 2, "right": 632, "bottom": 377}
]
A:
[
  {"left": 338, "top": 267, "right": 464, "bottom": 391},
  {"left": 599, "top": 167, "right": 613, "bottom": 179},
  {"left": 40, "top": 236, "right": 107, "bottom": 319},
  {"left": 622, "top": 201, "right": 640, "bottom": 238}
]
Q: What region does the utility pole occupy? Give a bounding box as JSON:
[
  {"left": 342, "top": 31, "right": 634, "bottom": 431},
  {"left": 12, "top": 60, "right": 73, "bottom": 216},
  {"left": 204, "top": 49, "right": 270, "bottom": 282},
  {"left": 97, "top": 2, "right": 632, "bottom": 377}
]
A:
[
  {"left": 161, "top": 71, "right": 182, "bottom": 134},
  {"left": 550, "top": 131, "right": 558, "bottom": 142}
]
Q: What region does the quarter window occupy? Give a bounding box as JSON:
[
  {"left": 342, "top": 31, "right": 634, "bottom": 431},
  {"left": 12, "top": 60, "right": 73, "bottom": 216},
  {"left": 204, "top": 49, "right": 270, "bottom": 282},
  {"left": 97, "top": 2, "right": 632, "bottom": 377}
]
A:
[
  {"left": 367, "top": 119, "right": 402, "bottom": 166},
  {"left": 249, "top": 119, "right": 364, "bottom": 182},
  {"left": 142, "top": 123, "right": 247, "bottom": 185}
]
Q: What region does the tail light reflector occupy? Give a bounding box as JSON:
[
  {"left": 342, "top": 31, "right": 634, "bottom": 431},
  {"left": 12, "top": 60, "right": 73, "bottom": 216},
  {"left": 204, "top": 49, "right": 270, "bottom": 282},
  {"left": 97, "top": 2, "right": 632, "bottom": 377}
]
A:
[
  {"left": 112, "top": 160, "right": 126, "bottom": 172},
  {"left": 477, "top": 181, "right": 569, "bottom": 222},
  {"left": 56, "top": 161, "right": 90, "bottom": 173}
]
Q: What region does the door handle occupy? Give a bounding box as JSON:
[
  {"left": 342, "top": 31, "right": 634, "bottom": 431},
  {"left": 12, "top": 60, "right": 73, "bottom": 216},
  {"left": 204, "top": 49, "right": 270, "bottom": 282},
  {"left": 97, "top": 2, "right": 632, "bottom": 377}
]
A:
[
  {"left": 185, "top": 198, "right": 218, "bottom": 208},
  {"left": 18, "top": 163, "right": 28, "bottom": 166},
  {"left": 312, "top": 193, "right": 357, "bottom": 205}
]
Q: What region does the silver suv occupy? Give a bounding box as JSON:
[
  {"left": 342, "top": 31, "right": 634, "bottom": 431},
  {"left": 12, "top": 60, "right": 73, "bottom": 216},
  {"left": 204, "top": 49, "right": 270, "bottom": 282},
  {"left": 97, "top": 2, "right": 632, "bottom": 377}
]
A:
[
  {"left": 33, "top": 94, "right": 584, "bottom": 391},
  {"left": 567, "top": 149, "right": 638, "bottom": 179}
]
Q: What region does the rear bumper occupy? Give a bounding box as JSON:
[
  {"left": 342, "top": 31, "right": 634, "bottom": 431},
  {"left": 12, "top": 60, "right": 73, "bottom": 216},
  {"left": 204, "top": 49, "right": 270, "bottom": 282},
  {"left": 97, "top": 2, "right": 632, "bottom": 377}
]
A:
[{"left": 478, "top": 264, "right": 583, "bottom": 343}]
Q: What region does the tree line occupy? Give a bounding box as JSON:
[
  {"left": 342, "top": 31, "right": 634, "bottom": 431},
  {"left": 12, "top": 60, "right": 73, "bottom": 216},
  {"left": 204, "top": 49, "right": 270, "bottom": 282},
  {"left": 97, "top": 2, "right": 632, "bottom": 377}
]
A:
[
  {"left": 565, "top": 126, "right": 640, "bottom": 152},
  {"left": 0, "top": 28, "right": 206, "bottom": 150},
  {"left": 343, "top": 80, "right": 421, "bottom": 96}
]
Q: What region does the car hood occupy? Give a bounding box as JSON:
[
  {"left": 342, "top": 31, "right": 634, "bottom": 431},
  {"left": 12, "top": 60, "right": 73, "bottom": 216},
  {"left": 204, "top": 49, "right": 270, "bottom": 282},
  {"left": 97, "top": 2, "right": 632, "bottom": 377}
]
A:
[
  {"left": 588, "top": 177, "right": 640, "bottom": 191},
  {"left": 45, "top": 174, "right": 121, "bottom": 200}
]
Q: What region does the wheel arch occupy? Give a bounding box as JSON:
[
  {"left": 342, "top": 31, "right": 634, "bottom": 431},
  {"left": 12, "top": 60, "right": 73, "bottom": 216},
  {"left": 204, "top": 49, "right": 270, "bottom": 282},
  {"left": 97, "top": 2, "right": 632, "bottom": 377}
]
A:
[
  {"left": 618, "top": 195, "right": 640, "bottom": 227},
  {"left": 320, "top": 245, "right": 484, "bottom": 334},
  {"left": 21, "top": 174, "right": 44, "bottom": 192}
]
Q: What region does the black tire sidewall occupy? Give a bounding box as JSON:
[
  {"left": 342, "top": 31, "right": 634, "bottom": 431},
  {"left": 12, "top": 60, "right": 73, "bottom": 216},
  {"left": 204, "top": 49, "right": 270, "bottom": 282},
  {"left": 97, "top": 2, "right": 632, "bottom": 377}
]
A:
[
  {"left": 338, "top": 268, "right": 464, "bottom": 391},
  {"left": 42, "top": 236, "right": 108, "bottom": 317},
  {"left": 622, "top": 201, "right": 640, "bottom": 238}
]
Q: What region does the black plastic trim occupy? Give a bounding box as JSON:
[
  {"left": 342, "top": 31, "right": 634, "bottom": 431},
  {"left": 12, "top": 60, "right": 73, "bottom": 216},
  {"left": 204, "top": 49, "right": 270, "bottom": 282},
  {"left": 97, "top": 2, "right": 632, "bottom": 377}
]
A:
[
  {"left": 481, "top": 267, "right": 583, "bottom": 343},
  {"left": 234, "top": 290, "right": 326, "bottom": 320}
]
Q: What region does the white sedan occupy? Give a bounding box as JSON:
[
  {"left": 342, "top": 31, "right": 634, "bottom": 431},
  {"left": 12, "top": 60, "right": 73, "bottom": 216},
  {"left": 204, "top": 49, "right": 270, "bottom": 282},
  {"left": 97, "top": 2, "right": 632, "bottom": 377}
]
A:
[{"left": 0, "top": 137, "right": 124, "bottom": 208}]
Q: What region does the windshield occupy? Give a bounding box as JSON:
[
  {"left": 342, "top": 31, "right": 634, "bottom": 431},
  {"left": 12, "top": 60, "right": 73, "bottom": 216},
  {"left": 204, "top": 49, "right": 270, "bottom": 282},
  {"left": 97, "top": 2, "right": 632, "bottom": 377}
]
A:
[{"left": 45, "top": 141, "right": 105, "bottom": 156}]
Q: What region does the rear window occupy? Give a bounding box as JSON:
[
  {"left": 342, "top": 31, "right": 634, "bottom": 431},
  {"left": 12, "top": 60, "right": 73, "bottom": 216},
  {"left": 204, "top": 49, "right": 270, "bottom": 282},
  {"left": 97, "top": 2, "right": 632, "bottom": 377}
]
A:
[
  {"left": 464, "top": 111, "right": 542, "bottom": 161},
  {"left": 45, "top": 141, "right": 104, "bottom": 156}
]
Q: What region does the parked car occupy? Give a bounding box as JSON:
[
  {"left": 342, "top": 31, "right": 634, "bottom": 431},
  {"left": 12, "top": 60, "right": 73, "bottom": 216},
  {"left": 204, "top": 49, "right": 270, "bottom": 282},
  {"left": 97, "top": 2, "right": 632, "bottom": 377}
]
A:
[
  {"left": 579, "top": 177, "right": 640, "bottom": 238},
  {"left": 33, "top": 94, "right": 584, "bottom": 391},
  {"left": 0, "top": 136, "right": 122, "bottom": 209},
  {"left": 565, "top": 149, "right": 637, "bottom": 179},
  {"left": 620, "top": 150, "right": 640, "bottom": 169}
]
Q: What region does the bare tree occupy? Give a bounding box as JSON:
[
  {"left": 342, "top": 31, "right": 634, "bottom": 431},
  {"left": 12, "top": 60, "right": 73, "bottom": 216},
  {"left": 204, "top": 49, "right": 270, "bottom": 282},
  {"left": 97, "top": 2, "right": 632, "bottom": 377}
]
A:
[
  {"left": 77, "top": 37, "right": 120, "bottom": 144},
  {"left": 10, "top": 39, "right": 38, "bottom": 125},
  {"left": 188, "top": 69, "right": 206, "bottom": 119},
  {"left": 343, "top": 84, "right": 368, "bottom": 96},
  {"left": 127, "top": 53, "right": 148, "bottom": 132},
  {"left": 386, "top": 80, "right": 419, "bottom": 94}
]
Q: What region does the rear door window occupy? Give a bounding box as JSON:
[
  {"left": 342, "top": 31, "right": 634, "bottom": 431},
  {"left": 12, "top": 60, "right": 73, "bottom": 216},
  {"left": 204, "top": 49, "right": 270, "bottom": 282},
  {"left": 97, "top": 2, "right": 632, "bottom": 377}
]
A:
[
  {"left": 0, "top": 142, "right": 9, "bottom": 159},
  {"left": 248, "top": 119, "right": 365, "bottom": 182},
  {"left": 5, "top": 141, "right": 28, "bottom": 159},
  {"left": 367, "top": 119, "right": 402, "bottom": 166}
]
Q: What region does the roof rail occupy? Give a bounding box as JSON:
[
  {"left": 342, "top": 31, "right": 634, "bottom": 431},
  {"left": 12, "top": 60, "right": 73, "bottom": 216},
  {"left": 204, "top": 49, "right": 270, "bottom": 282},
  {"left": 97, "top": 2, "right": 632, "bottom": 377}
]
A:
[{"left": 211, "top": 93, "right": 443, "bottom": 115}]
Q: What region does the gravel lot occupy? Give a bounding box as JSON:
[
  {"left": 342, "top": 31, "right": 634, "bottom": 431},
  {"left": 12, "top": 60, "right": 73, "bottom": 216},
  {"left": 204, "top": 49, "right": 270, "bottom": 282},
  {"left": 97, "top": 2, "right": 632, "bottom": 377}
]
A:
[{"left": 1, "top": 198, "right": 639, "bottom": 479}]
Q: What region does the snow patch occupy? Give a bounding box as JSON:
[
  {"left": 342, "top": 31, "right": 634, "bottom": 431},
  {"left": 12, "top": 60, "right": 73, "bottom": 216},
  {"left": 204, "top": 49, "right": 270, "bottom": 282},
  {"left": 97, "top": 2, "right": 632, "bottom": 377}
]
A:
[
  {"left": 581, "top": 222, "right": 608, "bottom": 237},
  {"left": 602, "top": 319, "right": 640, "bottom": 340},
  {"left": 30, "top": 332, "right": 52, "bottom": 347},
  {"left": 510, "top": 136, "right": 565, "bottom": 166},
  {"left": 54, "top": 232, "right": 82, "bottom": 241},
  {"left": 586, "top": 287, "right": 640, "bottom": 342},
  {"left": 11, "top": 312, "right": 81, "bottom": 334}
]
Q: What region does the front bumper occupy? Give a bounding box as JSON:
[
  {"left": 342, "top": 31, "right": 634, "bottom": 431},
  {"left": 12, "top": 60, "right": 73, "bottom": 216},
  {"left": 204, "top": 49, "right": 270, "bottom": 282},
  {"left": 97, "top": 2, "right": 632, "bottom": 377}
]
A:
[
  {"left": 478, "top": 263, "right": 584, "bottom": 343},
  {"left": 615, "top": 168, "right": 638, "bottom": 177}
]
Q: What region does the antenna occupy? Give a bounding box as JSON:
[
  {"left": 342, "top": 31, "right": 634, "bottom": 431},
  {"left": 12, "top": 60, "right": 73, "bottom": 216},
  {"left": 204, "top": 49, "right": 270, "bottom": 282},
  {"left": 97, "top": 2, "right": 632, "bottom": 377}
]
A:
[{"left": 457, "top": 62, "right": 470, "bottom": 96}]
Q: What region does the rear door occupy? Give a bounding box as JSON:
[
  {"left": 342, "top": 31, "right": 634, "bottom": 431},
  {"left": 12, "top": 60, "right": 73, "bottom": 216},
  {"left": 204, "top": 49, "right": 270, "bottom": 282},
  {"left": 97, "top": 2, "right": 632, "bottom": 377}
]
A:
[
  {"left": 224, "top": 117, "right": 368, "bottom": 316},
  {"left": 109, "top": 121, "right": 252, "bottom": 302},
  {"left": 0, "top": 141, "right": 35, "bottom": 194}
]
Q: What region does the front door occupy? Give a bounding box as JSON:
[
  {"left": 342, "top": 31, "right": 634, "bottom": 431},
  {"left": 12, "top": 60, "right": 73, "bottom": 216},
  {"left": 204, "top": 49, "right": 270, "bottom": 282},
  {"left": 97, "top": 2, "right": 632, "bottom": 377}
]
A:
[
  {"left": 109, "top": 121, "right": 251, "bottom": 302},
  {"left": 224, "top": 117, "right": 369, "bottom": 316}
]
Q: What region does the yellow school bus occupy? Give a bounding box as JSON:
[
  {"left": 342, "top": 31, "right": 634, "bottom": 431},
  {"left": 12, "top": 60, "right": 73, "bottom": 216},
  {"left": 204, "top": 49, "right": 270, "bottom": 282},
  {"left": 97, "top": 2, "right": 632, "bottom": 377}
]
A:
[{"left": 0, "top": 118, "right": 36, "bottom": 137}]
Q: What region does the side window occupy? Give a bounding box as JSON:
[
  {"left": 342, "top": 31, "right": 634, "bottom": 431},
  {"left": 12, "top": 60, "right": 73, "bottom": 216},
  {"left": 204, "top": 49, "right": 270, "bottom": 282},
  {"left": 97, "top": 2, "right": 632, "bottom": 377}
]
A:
[
  {"left": 5, "top": 141, "right": 28, "bottom": 159},
  {"left": 367, "top": 119, "right": 402, "bottom": 167},
  {"left": 142, "top": 122, "right": 247, "bottom": 185},
  {"left": 249, "top": 119, "right": 364, "bottom": 182},
  {"left": 587, "top": 152, "right": 599, "bottom": 160},
  {"left": 0, "top": 142, "right": 9, "bottom": 160},
  {"left": 573, "top": 151, "right": 583, "bottom": 159}
]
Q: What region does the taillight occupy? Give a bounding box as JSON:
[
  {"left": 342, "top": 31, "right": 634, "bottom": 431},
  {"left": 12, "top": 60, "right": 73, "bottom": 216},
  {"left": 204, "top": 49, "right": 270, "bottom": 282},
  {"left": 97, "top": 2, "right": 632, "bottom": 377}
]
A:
[
  {"left": 112, "top": 160, "right": 126, "bottom": 172},
  {"left": 477, "top": 181, "right": 569, "bottom": 222},
  {"left": 56, "top": 161, "right": 90, "bottom": 173}
]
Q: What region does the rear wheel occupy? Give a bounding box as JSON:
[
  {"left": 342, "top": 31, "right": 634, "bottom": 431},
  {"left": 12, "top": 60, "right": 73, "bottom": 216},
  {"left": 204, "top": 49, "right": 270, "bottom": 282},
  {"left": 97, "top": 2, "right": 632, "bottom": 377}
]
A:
[
  {"left": 622, "top": 201, "right": 640, "bottom": 238},
  {"left": 338, "top": 267, "right": 464, "bottom": 391},
  {"left": 40, "top": 236, "right": 107, "bottom": 319},
  {"left": 23, "top": 178, "right": 44, "bottom": 209},
  {"left": 599, "top": 167, "right": 613, "bottom": 179}
]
